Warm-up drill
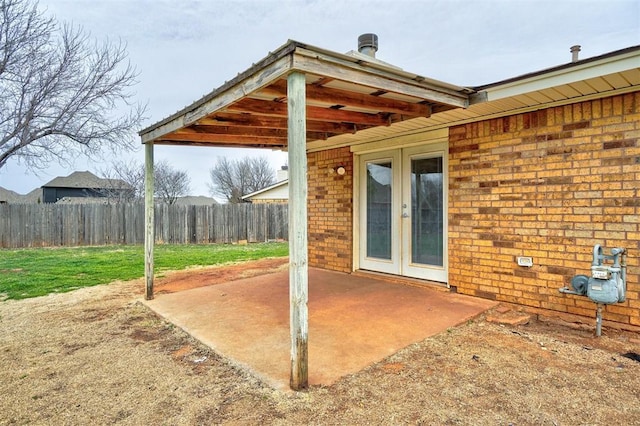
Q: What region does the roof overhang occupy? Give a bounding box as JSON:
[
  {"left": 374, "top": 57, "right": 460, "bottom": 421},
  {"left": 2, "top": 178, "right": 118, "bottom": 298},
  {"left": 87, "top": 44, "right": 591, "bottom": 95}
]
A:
[
  {"left": 308, "top": 45, "right": 640, "bottom": 152},
  {"left": 474, "top": 45, "right": 640, "bottom": 102},
  {"left": 139, "top": 40, "right": 472, "bottom": 149},
  {"left": 140, "top": 42, "right": 640, "bottom": 152}
]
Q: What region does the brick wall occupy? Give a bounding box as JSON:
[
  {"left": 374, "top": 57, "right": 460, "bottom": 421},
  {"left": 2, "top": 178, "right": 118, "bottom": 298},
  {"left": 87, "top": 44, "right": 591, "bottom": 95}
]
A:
[
  {"left": 448, "top": 92, "right": 640, "bottom": 326},
  {"left": 307, "top": 147, "right": 353, "bottom": 272}
]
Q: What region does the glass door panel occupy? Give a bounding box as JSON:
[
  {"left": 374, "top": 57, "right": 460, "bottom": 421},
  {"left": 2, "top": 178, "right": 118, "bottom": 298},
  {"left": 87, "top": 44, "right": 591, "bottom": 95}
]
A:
[
  {"left": 410, "top": 157, "right": 444, "bottom": 267},
  {"left": 366, "top": 162, "right": 392, "bottom": 260},
  {"left": 401, "top": 144, "right": 447, "bottom": 282},
  {"left": 359, "top": 150, "right": 400, "bottom": 275}
]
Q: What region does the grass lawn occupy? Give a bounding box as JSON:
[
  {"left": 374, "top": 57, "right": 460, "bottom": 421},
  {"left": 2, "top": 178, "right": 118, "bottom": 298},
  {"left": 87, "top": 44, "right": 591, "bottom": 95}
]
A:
[{"left": 0, "top": 242, "right": 288, "bottom": 300}]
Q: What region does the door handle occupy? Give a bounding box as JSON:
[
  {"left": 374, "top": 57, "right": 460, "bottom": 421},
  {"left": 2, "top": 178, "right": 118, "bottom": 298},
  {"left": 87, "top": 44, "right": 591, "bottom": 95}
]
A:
[{"left": 402, "top": 212, "right": 409, "bottom": 218}]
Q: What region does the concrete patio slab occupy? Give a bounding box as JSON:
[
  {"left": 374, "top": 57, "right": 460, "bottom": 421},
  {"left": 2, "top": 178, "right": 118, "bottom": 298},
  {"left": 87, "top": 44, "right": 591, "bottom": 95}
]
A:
[{"left": 144, "top": 268, "right": 496, "bottom": 390}]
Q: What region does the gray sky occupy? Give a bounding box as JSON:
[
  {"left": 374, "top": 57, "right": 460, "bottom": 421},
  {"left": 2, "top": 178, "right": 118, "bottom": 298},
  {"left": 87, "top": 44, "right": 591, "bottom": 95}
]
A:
[{"left": 0, "top": 0, "right": 638, "bottom": 198}]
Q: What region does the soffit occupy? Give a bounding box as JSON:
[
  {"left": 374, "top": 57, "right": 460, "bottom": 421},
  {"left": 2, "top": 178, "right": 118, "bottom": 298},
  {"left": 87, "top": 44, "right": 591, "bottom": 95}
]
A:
[{"left": 308, "top": 55, "right": 640, "bottom": 152}]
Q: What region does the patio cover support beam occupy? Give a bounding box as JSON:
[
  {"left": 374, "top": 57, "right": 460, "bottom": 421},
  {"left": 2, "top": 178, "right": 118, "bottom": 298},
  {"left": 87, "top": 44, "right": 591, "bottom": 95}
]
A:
[
  {"left": 144, "top": 142, "right": 155, "bottom": 300},
  {"left": 287, "top": 71, "right": 308, "bottom": 390},
  {"left": 292, "top": 49, "right": 469, "bottom": 108}
]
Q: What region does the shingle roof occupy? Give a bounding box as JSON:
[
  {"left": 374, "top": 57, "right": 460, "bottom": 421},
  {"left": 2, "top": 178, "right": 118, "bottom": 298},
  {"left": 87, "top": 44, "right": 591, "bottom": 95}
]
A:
[
  {"left": 0, "top": 187, "right": 22, "bottom": 203},
  {"left": 42, "top": 171, "right": 131, "bottom": 190},
  {"left": 0, "top": 187, "right": 42, "bottom": 204}
]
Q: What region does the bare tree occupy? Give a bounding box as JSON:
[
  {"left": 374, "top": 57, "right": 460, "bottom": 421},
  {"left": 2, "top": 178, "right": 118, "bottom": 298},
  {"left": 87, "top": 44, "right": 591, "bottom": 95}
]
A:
[
  {"left": 100, "top": 159, "right": 190, "bottom": 205},
  {"left": 0, "top": 0, "right": 145, "bottom": 171},
  {"left": 208, "top": 156, "right": 276, "bottom": 203},
  {"left": 154, "top": 160, "right": 190, "bottom": 205},
  {"left": 98, "top": 159, "right": 145, "bottom": 202}
]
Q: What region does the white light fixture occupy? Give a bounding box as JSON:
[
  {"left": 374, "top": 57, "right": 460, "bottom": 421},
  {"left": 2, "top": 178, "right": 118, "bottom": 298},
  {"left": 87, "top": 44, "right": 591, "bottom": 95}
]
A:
[{"left": 336, "top": 165, "right": 346, "bottom": 175}]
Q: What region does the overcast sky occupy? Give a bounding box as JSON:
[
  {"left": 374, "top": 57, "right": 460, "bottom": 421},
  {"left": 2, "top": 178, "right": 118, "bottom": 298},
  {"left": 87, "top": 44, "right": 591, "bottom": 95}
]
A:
[{"left": 0, "top": 0, "right": 638, "bottom": 198}]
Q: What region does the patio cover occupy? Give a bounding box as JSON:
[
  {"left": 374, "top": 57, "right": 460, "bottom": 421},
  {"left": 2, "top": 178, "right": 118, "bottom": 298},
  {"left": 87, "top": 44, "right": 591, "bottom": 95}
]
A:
[
  {"left": 139, "top": 39, "right": 472, "bottom": 148},
  {"left": 138, "top": 39, "right": 473, "bottom": 390}
]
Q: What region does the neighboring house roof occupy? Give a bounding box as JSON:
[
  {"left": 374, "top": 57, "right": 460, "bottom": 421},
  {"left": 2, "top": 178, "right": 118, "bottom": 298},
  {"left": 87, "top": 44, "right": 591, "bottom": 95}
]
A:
[
  {"left": 0, "top": 186, "right": 21, "bottom": 203},
  {"left": 0, "top": 187, "right": 42, "bottom": 204},
  {"left": 43, "top": 171, "right": 131, "bottom": 190},
  {"left": 242, "top": 180, "right": 289, "bottom": 202},
  {"left": 0, "top": 187, "right": 22, "bottom": 203},
  {"left": 172, "top": 196, "right": 218, "bottom": 206},
  {"left": 23, "top": 188, "right": 42, "bottom": 203}
]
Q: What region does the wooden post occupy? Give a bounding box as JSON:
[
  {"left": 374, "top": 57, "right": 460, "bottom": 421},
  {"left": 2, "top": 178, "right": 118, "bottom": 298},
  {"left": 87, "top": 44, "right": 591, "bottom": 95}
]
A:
[
  {"left": 144, "top": 142, "right": 155, "bottom": 300},
  {"left": 287, "top": 71, "right": 309, "bottom": 390}
]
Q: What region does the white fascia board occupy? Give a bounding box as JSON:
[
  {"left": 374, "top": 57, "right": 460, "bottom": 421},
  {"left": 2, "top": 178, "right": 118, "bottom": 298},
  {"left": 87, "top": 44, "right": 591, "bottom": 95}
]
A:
[{"left": 484, "top": 51, "right": 640, "bottom": 102}]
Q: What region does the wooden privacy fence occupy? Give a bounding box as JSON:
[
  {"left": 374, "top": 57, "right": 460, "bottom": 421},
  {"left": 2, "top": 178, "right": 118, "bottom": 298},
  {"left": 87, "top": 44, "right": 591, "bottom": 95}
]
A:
[{"left": 0, "top": 203, "right": 288, "bottom": 248}]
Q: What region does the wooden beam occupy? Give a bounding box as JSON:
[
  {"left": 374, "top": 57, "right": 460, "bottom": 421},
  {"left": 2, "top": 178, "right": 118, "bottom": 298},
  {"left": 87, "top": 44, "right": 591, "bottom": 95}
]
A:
[
  {"left": 184, "top": 55, "right": 291, "bottom": 125},
  {"left": 228, "top": 98, "right": 390, "bottom": 126},
  {"left": 292, "top": 50, "right": 469, "bottom": 108},
  {"left": 177, "top": 126, "right": 287, "bottom": 138},
  {"left": 198, "top": 113, "right": 374, "bottom": 134},
  {"left": 287, "top": 71, "right": 308, "bottom": 391},
  {"left": 140, "top": 54, "right": 292, "bottom": 143},
  {"left": 181, "top": 125, "right": 331, "bottom": 140},
  {"left": 312, "top": 76, "right": 335, "bottom": 86},
  {"left": 153, "top": 140, "right": 286, "bottom": 149},
  {"left": 161, "top": 132, "right": 288, "bottom": 145},
  {"left": 197, "top": 114, "right": 289, "bottom": 128},
  {"left": 262, "top": 80, "right": 431, "bottom": 117},
  {"left": 144, "top": 142, "right": 154, "bottom": 300}
]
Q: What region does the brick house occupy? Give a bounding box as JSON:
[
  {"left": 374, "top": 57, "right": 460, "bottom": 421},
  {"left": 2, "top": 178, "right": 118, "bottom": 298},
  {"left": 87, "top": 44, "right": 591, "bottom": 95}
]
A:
[{"left": 140, "top": 37, "right": 639, "bottom": 384}]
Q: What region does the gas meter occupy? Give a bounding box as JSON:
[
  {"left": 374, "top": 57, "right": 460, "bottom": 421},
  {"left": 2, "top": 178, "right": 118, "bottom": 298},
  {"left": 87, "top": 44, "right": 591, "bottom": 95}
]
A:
[
  {"left": 559, "top": 244, "right": 627, "bottom": 336},
  {"left": 586, "top": 245, "right": 626, "bottom": 305}
]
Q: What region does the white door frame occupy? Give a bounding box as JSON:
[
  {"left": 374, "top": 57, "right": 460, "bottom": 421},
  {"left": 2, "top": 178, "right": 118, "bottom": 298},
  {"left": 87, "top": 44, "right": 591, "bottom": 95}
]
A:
[
  {"left": 401, "top": 144, "right": 448, "bottom": 282},
  {"left": 358, "top": 149, "right": 401, "bottom": 275},
  {"left": 355, "top": 142, "right": 448, "bottom": 284}
]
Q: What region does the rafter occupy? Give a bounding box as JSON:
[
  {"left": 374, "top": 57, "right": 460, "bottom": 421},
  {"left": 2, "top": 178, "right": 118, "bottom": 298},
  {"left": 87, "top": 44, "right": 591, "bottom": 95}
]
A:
[
  {"left": 196, "top": 113, "right": 372, "bottom": 133},
  {"left": 312, "top": 76, "right": 335, "bottom": 86},
  {"left": 159, "top": 132, "right": 287, "bottom": 145},
  {"left": 153, "top": 139, "right": 285, "bottom": 149},
  {"left": 227, "top": 98, "right": 390, "bottom": 126},
  {"left": 197, "top": 113, "right": 287, "bottom": 128},
  {"left": 260, "top": 80, "right": 431, "bottom": 117},
  {"left": 292, "top": 47, "right": 469, "bottom": 108},
  {"left": 179, "top": 125, "right": 331, "bottom": 141}
]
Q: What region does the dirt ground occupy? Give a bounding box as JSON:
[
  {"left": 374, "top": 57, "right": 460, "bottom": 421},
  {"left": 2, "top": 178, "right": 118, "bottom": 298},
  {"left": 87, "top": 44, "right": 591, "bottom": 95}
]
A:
[{"left": 1, "top": 258, "right": 639, "bottom": 425}]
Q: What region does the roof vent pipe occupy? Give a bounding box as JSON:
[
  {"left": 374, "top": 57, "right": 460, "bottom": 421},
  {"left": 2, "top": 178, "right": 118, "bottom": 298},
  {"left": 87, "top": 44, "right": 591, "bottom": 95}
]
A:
[
  {"left": 570, "top": 45, "right": 581, "bottom": 62},
  {"left": 358, "top": 33, "right": 379, "bottom": 58}
]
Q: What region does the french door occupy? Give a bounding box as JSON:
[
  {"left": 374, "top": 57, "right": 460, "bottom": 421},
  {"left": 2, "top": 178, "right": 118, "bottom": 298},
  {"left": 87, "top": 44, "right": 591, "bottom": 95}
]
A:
[{"left": 358, "top": 144, "right": 447, "bottom": 283}]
